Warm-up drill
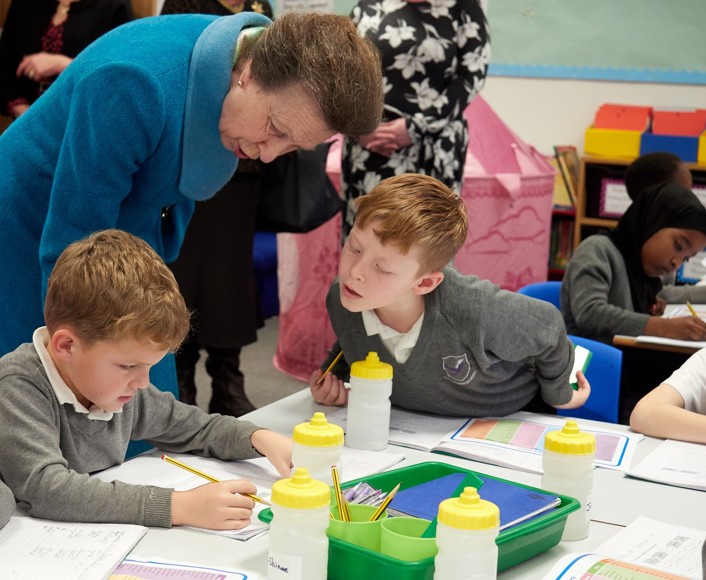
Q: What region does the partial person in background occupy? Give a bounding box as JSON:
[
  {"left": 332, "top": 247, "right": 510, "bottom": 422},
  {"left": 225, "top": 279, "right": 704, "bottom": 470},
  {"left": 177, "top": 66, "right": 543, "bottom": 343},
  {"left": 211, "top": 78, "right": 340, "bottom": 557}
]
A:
[
  {"left": 161, "top": 0, "right": 273, "bottom": 416},
  {"left": 630, "top": 347, "right": 706, "bottom": 444},
  {"left": 625, "top": 152, "right": 693, "bottom": 201},
  {"left": 0, "top": 0, "right": 132, "bottom": 119},
  {"left": 341, "top": 0, "right": 490, "bottom": 236}
]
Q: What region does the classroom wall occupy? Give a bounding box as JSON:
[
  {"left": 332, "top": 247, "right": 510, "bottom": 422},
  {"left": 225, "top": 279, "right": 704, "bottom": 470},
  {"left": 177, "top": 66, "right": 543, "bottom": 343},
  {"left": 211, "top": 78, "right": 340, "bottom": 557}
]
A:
[{"left": 481, "top": 77, "right": 706, "bottom": 158}]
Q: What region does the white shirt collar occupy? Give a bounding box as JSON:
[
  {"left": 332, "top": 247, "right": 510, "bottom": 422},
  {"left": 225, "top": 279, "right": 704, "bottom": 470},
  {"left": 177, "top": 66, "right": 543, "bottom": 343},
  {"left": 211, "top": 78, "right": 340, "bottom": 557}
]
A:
[
  {"left": 361, "top": 310, "right": 424, "bottom": 364},
  {"left": 33, "top": 327, "right": 116, "bottom": 421}
]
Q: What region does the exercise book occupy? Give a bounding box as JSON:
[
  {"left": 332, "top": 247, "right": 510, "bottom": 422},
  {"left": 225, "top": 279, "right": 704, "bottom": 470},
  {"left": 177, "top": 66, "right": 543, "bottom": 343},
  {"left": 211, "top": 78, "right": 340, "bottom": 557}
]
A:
[
  {"left": 0, "top": 517, "right": 147, "bottom": 579},
  {"left": 387, "top": 472, "right": 561, "bottom": 531},
  {"left": 327, "top": 409, "right": 641, "bottom": 474}
]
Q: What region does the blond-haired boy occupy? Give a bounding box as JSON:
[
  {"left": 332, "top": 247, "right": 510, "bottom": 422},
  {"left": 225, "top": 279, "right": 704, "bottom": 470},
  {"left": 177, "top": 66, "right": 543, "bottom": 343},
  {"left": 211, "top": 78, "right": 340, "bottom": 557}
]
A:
[
  {"left": 0, "top": 230, "right": 291, "bottom": 530},
  {"left": 310, "top": 174, "right": 590, "bottom": 416}
]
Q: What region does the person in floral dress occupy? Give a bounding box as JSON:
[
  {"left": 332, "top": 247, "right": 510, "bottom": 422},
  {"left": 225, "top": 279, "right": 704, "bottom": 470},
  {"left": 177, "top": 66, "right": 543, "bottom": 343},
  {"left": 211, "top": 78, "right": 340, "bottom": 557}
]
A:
[{"left": 342, "top": 0, "right": 490, "bottom": 235}]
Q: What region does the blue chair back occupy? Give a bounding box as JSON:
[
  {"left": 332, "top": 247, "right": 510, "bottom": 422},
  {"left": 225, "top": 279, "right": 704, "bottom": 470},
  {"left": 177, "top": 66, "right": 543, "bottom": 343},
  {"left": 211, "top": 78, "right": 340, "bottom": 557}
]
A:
[
  {"left": 558, "top": 335, "right": 622, "bottom": 424},
  {"left": 517, "top": 281, "right": 562, "bottom": 309}
]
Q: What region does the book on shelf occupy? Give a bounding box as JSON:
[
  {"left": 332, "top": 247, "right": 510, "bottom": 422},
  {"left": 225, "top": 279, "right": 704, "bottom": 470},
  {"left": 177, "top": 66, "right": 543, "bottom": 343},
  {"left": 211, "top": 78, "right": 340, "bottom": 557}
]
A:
[
  {"left": 327, "top": 409, "right": 642, "bottom": 474},
  {"left": 553, "top": 145, "right": 579, "bottom": 207},
  {"left": 542, "top": 516, "right": 704, "bottom": 580},
  {"left": 387, "top": 471, "right": 561, "bottom": 531},
  {"left": 548, "top": 156, "right": 574, "bottom": 209},
  {"left": 549, "top": 217, "right": 574, "bottom": 269}
]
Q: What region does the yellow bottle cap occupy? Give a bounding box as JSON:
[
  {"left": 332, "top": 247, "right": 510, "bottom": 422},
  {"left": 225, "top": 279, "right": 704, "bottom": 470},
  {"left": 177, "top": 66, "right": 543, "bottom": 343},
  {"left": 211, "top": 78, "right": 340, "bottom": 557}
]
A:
[
  {"left": 437, "top": 487, "right": 500, "bottom": 530},
  {"left": 292, "top": 412, "right": 344, "bottom": 447},
  {"left": 350, "top": 352, "right": 393, "bottom": 380},
  {"left": 272, "top": 467, "right": 330, "bottom": 509},
  {"left": 543, "top": 420, "right": 596, "bottom": 455}
]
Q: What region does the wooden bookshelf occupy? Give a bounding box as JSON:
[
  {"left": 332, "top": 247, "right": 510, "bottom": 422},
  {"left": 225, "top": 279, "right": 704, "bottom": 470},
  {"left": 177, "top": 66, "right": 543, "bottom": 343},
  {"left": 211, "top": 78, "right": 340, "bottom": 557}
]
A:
[{"left": 573, "top": 156, "right": 706, "bottom": 249}]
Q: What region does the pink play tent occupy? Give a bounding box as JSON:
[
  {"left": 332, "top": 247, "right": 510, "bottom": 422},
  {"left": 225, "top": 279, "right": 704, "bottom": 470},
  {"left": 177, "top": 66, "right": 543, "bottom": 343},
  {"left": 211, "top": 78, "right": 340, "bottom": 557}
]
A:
[{"left": 453, "top": 97, "right": 555, "bottom": 290}]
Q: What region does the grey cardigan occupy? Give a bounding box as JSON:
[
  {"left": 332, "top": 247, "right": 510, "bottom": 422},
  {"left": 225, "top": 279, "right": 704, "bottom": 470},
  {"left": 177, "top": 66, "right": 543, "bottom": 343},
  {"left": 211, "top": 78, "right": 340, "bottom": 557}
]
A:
[{"left": 561, "top": 235, "right": 706, "bottom": 343}]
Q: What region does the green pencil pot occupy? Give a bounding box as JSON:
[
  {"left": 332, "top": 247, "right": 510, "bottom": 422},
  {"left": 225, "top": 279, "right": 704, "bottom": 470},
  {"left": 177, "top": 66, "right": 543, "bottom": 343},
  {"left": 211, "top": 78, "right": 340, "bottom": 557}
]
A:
[{"left": 260, "top": 461, "right": 580, "bottom": 580}]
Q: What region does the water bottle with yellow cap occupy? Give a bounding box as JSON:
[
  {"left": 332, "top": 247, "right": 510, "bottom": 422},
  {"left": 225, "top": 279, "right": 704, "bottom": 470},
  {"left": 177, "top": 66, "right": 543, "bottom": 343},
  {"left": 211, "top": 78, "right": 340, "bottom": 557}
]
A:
[
  {"left": 346, "top": 351, "right": 393, "bottom": 450},
  {"left": 291, "top": 411, "right": 344, "bottom": 486},
  {"left": 541, "top": 420, "right": 596, "bottom": 540},
  {"left": 433, "top": 486, "right": 500, "bottom": 580},
  {"left": 267, "top": 467, "right": 330, "bottom": 580}
]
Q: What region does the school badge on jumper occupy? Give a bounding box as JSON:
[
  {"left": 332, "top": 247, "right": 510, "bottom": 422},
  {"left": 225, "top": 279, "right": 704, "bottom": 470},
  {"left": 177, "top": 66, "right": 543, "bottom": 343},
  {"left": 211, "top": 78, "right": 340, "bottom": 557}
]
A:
[{"left": 442, "top": 354, "right": 475, "bottom": 385}]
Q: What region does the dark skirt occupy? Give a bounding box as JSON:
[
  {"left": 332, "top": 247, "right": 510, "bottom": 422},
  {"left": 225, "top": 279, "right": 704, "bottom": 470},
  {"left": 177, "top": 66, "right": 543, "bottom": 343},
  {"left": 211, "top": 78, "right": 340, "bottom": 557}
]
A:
[{"left": 169, "top": 172, "right": 263, "bottom": 350}]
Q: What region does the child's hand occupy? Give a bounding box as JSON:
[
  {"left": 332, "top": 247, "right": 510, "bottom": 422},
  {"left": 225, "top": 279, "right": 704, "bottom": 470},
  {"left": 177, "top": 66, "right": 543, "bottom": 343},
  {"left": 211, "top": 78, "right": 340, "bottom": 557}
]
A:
[
  {"left": 650, "top": 315, "right": 706, "bottom": 341},
  {"left": 309, "top": 370, "right": 348, "bottom": 406},
  {"left": 251, "top": 429, "right": 292, "bottom": 478},
  {"left": 171, "top": 480, "right": 256, "bottom": 530},
  {"left": 649, "top": 297, "right": 667, "bottom": 316},
  {"left": 553, "top": 370, "right": 591, "bottom": 409}
]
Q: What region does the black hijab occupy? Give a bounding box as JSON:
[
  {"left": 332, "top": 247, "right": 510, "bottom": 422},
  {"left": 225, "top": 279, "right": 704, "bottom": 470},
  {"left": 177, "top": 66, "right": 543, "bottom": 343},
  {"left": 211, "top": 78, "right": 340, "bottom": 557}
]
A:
[{"left": 607, "top": 182, "right": 706, "bottom": 314}]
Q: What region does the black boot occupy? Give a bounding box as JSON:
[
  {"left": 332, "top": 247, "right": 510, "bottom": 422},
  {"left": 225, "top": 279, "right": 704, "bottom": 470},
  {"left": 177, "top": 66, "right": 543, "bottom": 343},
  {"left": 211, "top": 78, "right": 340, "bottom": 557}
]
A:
[
  {"left": 175, "top": 340, "right": 200, "bottom": 406},
  {"left": 205, "top": 346, "right": 256, "bottom": 417}
]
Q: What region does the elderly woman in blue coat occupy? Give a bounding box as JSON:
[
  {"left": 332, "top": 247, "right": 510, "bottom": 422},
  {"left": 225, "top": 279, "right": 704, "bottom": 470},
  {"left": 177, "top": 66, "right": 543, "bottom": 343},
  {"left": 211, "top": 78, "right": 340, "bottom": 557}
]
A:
[{"left": 0, "top": 12, "right": 383, "bottom": 406}]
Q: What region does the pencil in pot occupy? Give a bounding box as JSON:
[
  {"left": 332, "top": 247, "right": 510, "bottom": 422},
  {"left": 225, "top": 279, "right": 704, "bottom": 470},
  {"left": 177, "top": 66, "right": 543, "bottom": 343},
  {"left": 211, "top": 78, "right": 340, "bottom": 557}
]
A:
[
  {"left": 160, "top": 454, "right": 271, "bottom": 506},
  {"left": 368, "top": 483, "right": 401, "bottom": 522},
  {"left": 330, "top": 464, "right": 350, "bottom": 521}
]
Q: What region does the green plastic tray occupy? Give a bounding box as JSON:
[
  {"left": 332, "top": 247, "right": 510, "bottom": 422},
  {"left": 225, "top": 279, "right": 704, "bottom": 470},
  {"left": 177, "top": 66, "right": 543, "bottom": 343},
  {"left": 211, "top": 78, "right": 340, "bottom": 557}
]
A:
[{"left": 259, "top": 461, "right": 579, "bottom": 580}]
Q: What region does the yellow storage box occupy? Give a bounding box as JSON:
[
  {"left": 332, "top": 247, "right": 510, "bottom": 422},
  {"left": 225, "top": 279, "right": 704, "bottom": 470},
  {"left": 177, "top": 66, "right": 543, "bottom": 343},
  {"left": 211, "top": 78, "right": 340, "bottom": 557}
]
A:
[{"left": 584, "top": 126, "right": 642, "bottom": 159}]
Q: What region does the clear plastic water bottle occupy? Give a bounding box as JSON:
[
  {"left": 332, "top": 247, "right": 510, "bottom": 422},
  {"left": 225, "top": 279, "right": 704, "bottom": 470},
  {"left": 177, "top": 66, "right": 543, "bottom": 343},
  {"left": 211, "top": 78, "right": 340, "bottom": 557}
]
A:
[
  {"left": 433, "top": 487, "right": 500, "bottom": 580},
  {"left": 291, "top": 411, "right": 344, "bottom": 486},
  {"left": 267, "top": 467, "right": 331, "bottom": 580},
  {"left": 541, "top": 420, "right": 596, "bottom": 540},
  {"left": 345, "top": 352, "right": 393, "bottom": 451}
]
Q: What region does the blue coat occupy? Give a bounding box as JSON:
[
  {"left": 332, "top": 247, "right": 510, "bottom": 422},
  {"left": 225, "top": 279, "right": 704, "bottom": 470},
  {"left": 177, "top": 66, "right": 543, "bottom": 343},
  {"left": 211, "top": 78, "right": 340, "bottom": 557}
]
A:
[{"left": 0, "top": 13, "right": 271, "bottom": 397}]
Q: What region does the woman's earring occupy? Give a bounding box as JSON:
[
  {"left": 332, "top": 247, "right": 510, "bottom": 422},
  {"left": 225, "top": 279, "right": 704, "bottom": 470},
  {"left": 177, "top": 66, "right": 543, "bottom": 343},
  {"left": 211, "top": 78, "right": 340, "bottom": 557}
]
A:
[{"left": 237, "top": 79, "right": 243, "bottom": 87}]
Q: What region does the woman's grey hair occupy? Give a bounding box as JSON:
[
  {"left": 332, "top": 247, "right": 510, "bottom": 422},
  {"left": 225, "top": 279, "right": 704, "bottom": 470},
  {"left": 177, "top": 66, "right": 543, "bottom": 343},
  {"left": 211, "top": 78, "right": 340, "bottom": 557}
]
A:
[{"left": 241, "top": 12, "right": 383, "bottom": 138}]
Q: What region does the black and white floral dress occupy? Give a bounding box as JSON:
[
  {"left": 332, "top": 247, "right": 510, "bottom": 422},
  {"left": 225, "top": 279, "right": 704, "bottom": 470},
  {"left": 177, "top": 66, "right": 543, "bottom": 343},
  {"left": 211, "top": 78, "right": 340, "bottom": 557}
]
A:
[{"left": 342, "top": 0, "right": 490, "bottom": 233}]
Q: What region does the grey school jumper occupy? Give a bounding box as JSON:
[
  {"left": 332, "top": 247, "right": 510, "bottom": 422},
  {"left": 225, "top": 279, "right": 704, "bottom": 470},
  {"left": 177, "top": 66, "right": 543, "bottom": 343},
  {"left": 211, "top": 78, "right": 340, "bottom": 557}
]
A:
[
  {"left": 0, "top": 343, "right": 262, "bottom": 527},
  {"left": 561, "top": 235, "right": 706, "bottom": 344},
  {"left": 0, "top": 481, "right": 13, "bottom": 528},
  {"left": 326, "top": 266, "right": 575, "bottom": 417}
]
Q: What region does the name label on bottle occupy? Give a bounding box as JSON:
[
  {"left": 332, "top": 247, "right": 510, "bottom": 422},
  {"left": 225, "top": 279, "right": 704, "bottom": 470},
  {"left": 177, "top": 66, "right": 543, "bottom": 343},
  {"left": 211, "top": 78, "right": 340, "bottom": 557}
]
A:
[{"left": 268, "top": 552, "right": 303, "bottom": 579}]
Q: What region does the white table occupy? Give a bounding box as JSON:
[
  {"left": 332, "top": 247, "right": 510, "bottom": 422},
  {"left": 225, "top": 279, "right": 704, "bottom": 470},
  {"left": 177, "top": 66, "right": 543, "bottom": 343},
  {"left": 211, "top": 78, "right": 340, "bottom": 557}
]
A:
[{"left": 129, "top": 389, "right": 705, "bottom": 578}]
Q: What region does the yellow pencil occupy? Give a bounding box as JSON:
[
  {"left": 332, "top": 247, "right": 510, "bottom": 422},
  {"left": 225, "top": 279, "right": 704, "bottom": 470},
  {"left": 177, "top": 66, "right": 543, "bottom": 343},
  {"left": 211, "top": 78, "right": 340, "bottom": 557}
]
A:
[
  {"left": 316, "top": 350, "right": 344, "bottom": 385},
  {"left": 368, "top": 483, "right": 401, "bottom": 522},
  {"left": 687, "top": 301, "right": 699, "bottom": 318},
  {"left": 330, "top": 465, "right": 350, "bottom": 522},
  {"left": 161, "top": 454, "right": 270, "bottom": 506}
]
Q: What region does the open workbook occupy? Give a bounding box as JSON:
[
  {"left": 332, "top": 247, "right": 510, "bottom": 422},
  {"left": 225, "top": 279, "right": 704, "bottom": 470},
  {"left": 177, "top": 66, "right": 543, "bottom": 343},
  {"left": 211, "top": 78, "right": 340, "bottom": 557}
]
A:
[
  {"left": 93, "top": 447, "right": 404, "bottom": 540},
  {"left": 542, "top": 516, "right": 705, "bottom": 580},
  {"left": 626, "top": 438, "right": 706, "bottom": 492},
  {"left": 0, "top": 517, "right": 147, "bottom": 580},
  {"left": 327, "top": 409, "right": 642, "bottom": 474}
]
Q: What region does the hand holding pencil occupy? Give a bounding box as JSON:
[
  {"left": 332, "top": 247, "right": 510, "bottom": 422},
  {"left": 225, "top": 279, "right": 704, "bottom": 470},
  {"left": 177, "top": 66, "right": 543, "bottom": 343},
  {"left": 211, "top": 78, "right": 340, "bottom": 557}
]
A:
[
  {"left": 310, "top": 349, "right": 349, "bottom": 406},
  {"left": 162, "top": 454, "right": 269, "bottom": 531},
  {"left": 652, "top": 301, "right": 706, "bottom": 341}
]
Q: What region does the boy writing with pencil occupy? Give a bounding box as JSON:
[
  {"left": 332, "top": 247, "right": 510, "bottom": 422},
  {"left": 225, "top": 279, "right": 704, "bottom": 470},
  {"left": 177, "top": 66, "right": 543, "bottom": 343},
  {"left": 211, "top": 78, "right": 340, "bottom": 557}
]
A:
[
  {"left": 0, "top": 230, "right": 292, "bottom": 530},
  {"left": 310, "top": 174, "right": 590, "bottom": 416}
]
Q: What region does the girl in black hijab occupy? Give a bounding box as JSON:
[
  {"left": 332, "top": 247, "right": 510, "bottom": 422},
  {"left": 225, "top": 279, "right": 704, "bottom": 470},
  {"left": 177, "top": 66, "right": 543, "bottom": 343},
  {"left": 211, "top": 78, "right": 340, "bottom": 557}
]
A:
[
  {"left": 562, "top": 182, "right": 706, "bottom": 422},
  {"left": 609, "top": 182, "right": 706, "bottom": 316}
]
